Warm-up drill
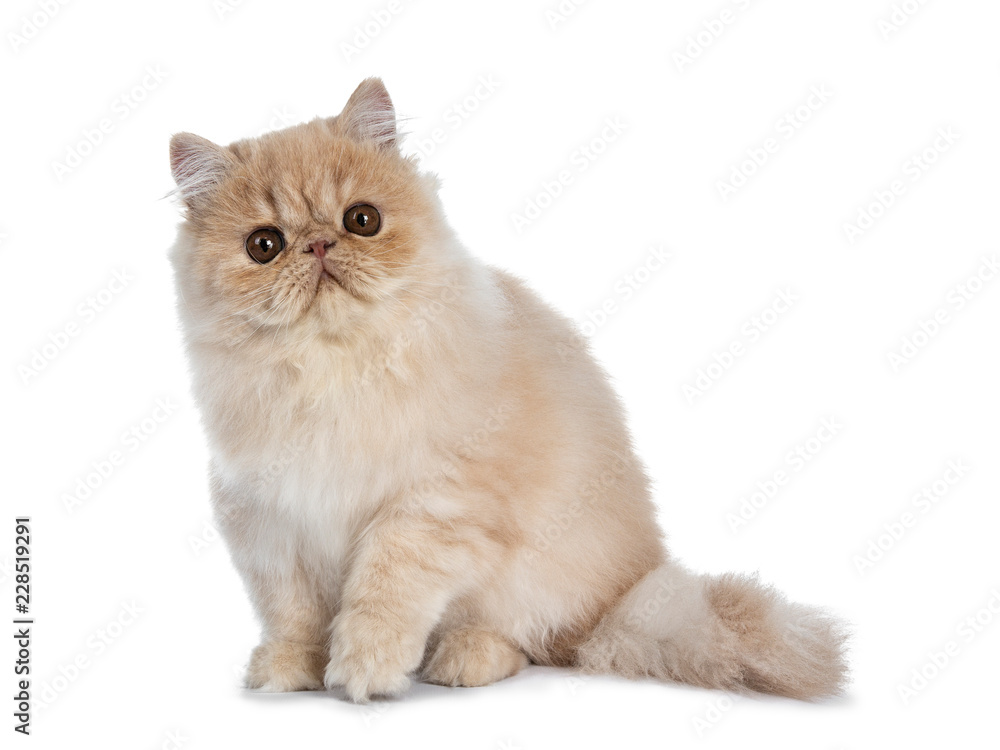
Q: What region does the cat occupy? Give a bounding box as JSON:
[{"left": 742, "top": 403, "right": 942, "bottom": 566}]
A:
[{"left": 167, "top": 77, "right": 847, "bottom": 703}]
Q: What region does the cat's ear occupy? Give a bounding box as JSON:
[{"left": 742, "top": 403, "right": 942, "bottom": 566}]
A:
[
  {"left": 169, "top": 132, "right": 233, "bottom": 210},
  {"left": 336, "top": 77, "right": 398, "bottom": 150}
]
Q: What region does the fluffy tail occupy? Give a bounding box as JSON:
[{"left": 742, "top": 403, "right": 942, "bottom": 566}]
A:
[{"left": 576, "top": 561, "right": 848, "bottom": 700}]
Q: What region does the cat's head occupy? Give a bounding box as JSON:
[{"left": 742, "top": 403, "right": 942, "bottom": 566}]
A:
[{"left": 169, "top": 78, "right": 453, "bottom": 344}]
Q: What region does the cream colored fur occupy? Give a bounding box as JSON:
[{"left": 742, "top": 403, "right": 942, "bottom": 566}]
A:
[{"left": 168, "top": 78, "right": 848, "bottom": 703}]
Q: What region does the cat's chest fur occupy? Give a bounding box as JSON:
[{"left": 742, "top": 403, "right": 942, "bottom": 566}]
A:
[{"left": 196, "top": 334, "right": 454, "bottom": 541}]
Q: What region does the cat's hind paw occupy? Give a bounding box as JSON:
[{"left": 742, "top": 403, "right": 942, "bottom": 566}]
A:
[{"left": 423, "top": 627, "right": 528, "bottom": 687}]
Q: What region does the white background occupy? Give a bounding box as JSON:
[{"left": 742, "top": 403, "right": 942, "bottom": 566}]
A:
[{"left": 3, "top": 0, "right": 999, "bottom": 747}]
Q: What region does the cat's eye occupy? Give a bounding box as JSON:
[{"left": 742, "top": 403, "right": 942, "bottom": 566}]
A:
[
  {"left": 343, "top": 204, "right": 381, "bottom": 237},
  {"left": 246, "top": 228, "right": 285, "bottom": 264}
]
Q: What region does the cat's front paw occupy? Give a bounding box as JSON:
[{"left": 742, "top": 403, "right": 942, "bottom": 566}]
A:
[
  {"left": 246, "top": 640, "right": 326, "bottom": 692},
  {"left": 323, "top": 610, "right": 423, "bottom": 702}
]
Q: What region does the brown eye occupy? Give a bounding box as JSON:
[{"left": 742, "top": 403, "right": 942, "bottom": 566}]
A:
[
  {"left": 246, "top": 228, "right": 285, "bottom": 264},
  {"left": 343, "top": 204, "right": 381, "bottom": 236}
]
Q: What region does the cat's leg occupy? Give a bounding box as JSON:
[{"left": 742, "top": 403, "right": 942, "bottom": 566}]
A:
[
  {"left": 243, "top": 574, "right": 329, "bottom": 693},
  {"left": 247, "top": 639, "right": 328, "bottom": 692},
  {"left": 422, "top": 626, "right": 528, "bottom": 687},
  {"left": 324, "top": 509, "right": 478, "bottom": 702},
  {"left": 212, "top": 478, "right": 330, "bottom": 692}
]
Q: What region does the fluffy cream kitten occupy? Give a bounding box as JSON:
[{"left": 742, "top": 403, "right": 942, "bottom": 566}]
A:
[{"left": 168, "top": 78, "right": 847, "bottom": 702}]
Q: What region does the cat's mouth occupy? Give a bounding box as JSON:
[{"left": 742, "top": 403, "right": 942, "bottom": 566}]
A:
[
  {"left": 314, "top": 259, "right": 362, "bottom": 302},
  {"left": 317, "top": 258, "right": 348, "bottom": 290},
  {"left": 311, "top": 257, "right": 372, "bottom": 303},
  {"left": 320, "top": 267, "right": 344, "bottom": 287}
]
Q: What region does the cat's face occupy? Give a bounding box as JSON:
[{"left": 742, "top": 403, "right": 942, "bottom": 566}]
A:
[{"left": 169, "top": 78, "right": 445, "bottom": 341}]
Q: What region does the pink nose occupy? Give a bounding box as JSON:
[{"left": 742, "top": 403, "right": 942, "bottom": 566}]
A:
[{"left": 309, "top": 239, "right": 332, "bottom": 258}]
